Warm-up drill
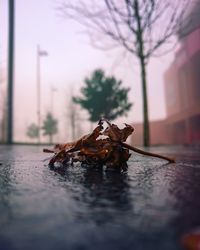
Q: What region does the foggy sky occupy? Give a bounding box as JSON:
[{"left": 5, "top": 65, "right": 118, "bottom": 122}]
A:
[{"left": 1, "top": 0, "right": 174, "bottom": 143}]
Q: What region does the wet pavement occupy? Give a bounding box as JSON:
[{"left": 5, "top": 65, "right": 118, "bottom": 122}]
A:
[{"left": 0, "top": 145, "right": 200, "bottom": 250}]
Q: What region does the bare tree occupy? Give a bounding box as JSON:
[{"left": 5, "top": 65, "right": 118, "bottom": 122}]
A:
[
  {"left": 69, "top": 96, "right": 77, "bottom": 141},
  {"left": 60, "top": 0, "right": 190, "bottom": 146},
  {"left": 66, "top": 90, "right": 83, "bottom": 141}
]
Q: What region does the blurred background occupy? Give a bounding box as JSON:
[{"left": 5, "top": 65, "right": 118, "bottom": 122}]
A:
[{"left": 0, "top": 0, "right": 200, "bottom": 146}]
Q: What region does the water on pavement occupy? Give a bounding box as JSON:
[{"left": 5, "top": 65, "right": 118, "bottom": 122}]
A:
[{"left": 0, "top": 145, "right": 200, "bottom": 250}]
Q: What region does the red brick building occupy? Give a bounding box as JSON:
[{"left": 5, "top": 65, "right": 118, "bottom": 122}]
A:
[
  {"left": 164, "top": 27, "right": 200, "bottom": 144},
  {"left": 131, "top": 120, "right": 172, "bottom": 146},
  {"left": 132, "top": 2, "right": 200, "bottom": 145}
]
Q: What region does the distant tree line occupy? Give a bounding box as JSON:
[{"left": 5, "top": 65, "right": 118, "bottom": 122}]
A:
[
  {"left": 26, "top": 69, "right": 132, "bottom": 144},
  {"left": 27, "top": 112, "right": 58, "bottom": 144}
]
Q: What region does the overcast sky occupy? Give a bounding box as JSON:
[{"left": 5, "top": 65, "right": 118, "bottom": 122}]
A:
[{"left": 1, "top": 0, "right": 175, "bottom": 142}]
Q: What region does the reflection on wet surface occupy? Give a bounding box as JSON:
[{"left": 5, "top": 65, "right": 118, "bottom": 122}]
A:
[{"left": 0, "top": 145, "right": 200, "bottom": 250}]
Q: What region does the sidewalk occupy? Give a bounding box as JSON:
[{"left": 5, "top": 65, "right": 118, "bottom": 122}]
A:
[{"left": 0, "top": 145, "right": 199, "bottom": 250}]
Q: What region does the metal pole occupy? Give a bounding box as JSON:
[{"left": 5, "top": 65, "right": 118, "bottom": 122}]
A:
[
  {"left": 7, "top": 0, "right": 15, "bottom": 144},
  {"left": 37, "top": 45, "right": 41, "bottom": 144}
]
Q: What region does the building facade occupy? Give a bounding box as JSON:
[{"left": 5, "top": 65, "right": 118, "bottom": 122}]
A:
[
  {"left": 131, "top": 2, "right": 200, "bottom": 145},
  {"left": 164, "top": 27, "right": 200, "bottom": 144}
]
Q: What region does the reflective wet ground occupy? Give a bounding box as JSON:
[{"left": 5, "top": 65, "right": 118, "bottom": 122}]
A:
[{"left": 0, "top": 145, "right": 200, "bottom": 250}]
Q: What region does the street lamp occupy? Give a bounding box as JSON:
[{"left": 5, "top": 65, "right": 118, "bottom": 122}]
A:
[{"left": 37, "top": 45, "right": 48, "bottom": 144}]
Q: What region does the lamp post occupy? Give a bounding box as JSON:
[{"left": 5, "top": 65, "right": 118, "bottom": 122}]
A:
[
  {"left": 7, "top": 0, "right": 15, "bottom": 144},
  {"left": 37, "top": 45, "right": 48, "bottom": 144}
]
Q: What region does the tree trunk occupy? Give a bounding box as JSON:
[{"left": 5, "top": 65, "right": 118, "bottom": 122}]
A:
[
  {"left": 139, "top": 56, "right": 150, "bottom": 147},
  {"left": 70, "top": 106, "right": 76, "bottom": 141},
  {"left": 49, "top": 134, "right": 53, "bottom": 144},
  {"left": 71, "top": 115, "right": 75, "bottom": 141},
  {"left": 134, "top": 0, "right": 150, "bottom": 147}
]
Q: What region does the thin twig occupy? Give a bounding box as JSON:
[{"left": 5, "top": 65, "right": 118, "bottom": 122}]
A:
[{"left": 121, "top": 142, "right": 175, "bottom": 163}]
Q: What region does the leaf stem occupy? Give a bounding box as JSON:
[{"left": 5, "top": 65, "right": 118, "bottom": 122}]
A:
[{"left": 121, "top": 142, "right": 175, "bottom": 163}]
